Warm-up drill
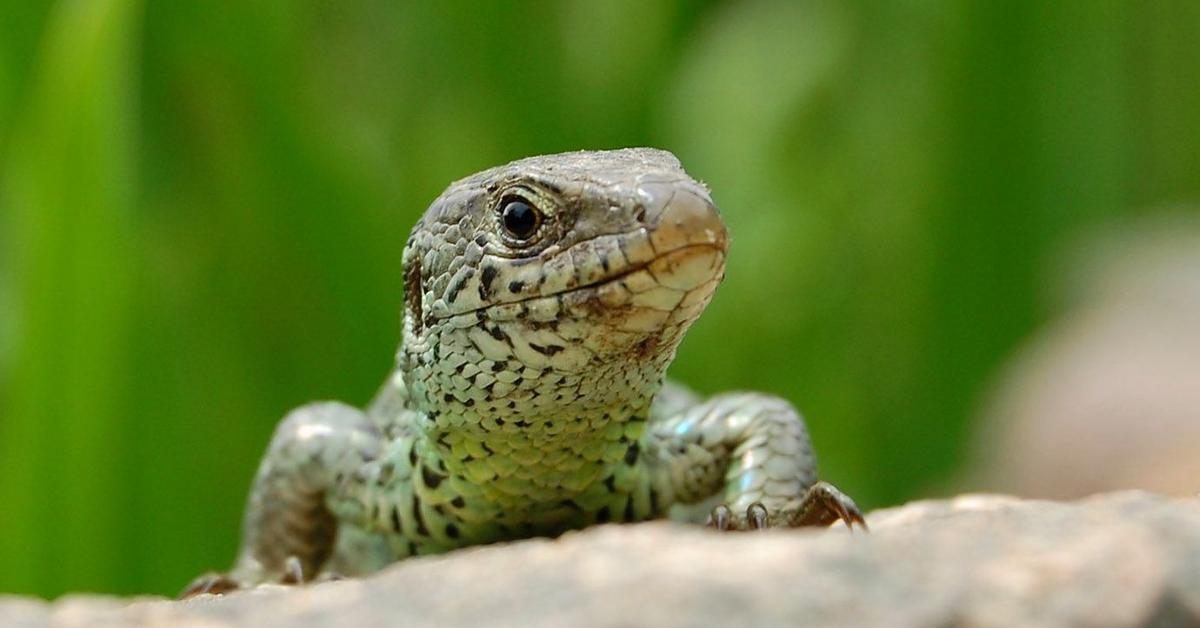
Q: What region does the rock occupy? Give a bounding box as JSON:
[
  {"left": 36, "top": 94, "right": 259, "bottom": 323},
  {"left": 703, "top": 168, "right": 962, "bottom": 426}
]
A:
[{"left": 4, "top": 491, "right": 1200, "bottom": 628}]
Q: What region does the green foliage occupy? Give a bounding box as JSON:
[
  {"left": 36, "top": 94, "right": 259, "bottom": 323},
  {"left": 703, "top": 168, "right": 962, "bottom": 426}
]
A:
[{"left": 1, "top": 0, "right": 1198, "bottom": 598}]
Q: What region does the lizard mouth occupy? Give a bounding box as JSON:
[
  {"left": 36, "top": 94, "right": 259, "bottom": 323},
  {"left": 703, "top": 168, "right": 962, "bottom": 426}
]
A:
[{"left": 440, "top": 240, "right": 726, "bottom": 324}]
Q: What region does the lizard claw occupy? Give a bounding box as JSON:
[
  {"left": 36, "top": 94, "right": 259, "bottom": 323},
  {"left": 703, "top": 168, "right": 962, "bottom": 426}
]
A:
[
  {"left": 707, "top": 504, "right": 733, "bottom": 531},
  {"left": 792, "top": 481, "right": 868, "bottom": 532},
  {"left": 703, "top": 502, "right": 783, "bottom": 532},
  {"left": 280, "top": 556, "right": 306, "bottom": 585},
  {"left": 178, "top": 572, "right": 242, "bottom": 599},
  {"left": 747, "top": 502, "right": 769, "bottom": 530},
  {"left": 704, "top": 481, "right": 868, "bottom": 532}
]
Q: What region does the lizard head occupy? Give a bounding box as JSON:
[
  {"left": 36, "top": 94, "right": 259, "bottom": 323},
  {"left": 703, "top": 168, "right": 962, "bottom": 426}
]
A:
[{"left": 399, "top": 148, "right": 727, "bottom": 423}]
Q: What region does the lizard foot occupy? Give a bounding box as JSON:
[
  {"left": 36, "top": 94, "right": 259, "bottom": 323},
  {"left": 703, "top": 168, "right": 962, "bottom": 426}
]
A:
[
  {"left": 178, "top": 555, "right": 326, "bottom": 599},
  {"left": 705, "top": 481, "right": 868, "bottom": 532}
]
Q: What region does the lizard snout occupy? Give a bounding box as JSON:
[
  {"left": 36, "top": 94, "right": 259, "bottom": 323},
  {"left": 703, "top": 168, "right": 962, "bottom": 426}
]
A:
[
  {"left": 635, "top": 179, "right": 727, "bottom": 254},
  {"left": 631, "top": 179, "right": 728, "bottom": 295}
]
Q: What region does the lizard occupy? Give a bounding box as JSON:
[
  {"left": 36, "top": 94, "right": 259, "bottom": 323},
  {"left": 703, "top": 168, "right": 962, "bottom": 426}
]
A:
[{"left": 184, "top": 148, "right": 865, "bottom": 596}]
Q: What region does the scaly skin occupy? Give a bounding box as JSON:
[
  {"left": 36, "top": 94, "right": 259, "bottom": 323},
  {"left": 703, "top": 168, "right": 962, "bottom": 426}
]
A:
[{"left": 184, "top": 148, "right": 864, "bottom": 596}]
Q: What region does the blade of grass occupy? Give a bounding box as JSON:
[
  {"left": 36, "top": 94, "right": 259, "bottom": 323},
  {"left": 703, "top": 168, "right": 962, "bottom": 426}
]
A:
[{"left": 0, "top": 0, "right": 141, "bottom": 597}]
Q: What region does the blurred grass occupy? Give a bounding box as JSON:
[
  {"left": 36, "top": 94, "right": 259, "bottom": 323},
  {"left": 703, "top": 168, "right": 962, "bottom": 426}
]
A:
[{"left": 1, "top": 0, "right": 1198, "bottom": 598}]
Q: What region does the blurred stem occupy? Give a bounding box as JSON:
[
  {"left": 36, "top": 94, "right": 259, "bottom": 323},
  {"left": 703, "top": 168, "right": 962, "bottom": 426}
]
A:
[{"left": 0, "top": 0, "right": 141, "bottom": 596}]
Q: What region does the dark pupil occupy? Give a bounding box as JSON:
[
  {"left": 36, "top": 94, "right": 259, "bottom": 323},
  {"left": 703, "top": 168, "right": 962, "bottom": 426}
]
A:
[{"left": 501, "top": 200, "right": 539, "bottom": 239}]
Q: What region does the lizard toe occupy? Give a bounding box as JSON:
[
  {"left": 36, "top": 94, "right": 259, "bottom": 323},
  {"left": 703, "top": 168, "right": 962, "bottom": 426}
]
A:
[
  {"left": 705, "top": 504, "right": 733, "bottom": 531},
  {"left": 786, "top": 481, "right": 869, "bottom": 531},
  {"left": 747, "top": 502, "right": 769, "bottom": 530},
  {"left": 178, "top": 572, "right": 243, "bottom": 599}
]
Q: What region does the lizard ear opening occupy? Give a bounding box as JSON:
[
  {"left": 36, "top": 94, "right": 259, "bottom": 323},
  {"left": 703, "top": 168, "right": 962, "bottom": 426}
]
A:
[{"left": 404, "top": 257, "right": 423, "bottom": 333}]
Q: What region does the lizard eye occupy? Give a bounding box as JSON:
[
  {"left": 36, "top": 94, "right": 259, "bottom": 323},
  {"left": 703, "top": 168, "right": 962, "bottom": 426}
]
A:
[{"left": 499, "top": 196, "right": 541, "bottom": 241}]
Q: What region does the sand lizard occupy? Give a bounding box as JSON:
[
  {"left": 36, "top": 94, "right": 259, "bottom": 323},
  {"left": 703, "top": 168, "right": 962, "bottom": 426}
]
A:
[{"left": 185, "top": 148, "right": 864, "bottom": 595}]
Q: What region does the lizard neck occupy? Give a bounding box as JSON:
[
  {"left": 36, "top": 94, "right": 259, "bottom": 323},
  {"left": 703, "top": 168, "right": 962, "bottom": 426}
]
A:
[{"left": 397, "top": 318, "right": 675, "bottom": 505}]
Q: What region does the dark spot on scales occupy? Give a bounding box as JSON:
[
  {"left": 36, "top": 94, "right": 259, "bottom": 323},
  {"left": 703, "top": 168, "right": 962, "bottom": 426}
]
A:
[
  {"left": 446, "top": 271, "right": 471, "bottom": 304},
  {"left": 446, "top": 523, "right": 460, "bottom": 539},
  {"left": 488, "top": 326, "right": 510, "bottom": 343},
  {"left": 528, "top": 342, "right": 564, "bottom": 356},
  {"left": 508, "top": 280, "right": 525, "bottom": 293},
  {"left": 479, "top": 266, "right": 498, "bottom": 300},
  {"left": 624, "top": 442, "right": 640, "bottom": 465},
  {"left": 603, "top": 475, "right": 616, "bottom": 492},
  {"left": 422, "top": 466, "right": 445, "bottom": 489},
  {"left": 390, "top": 506, "right": 402, "bottom": 532},
  {"left": 451, "top": 496, "right": 466, "bottom": 508},
  {"left": 596, "top": 505, "right": 611, "bottom": 523}
]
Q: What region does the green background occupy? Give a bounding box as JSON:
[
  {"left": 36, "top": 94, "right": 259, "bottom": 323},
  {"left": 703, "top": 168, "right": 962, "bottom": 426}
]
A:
[{"left": 1, "top": 0, "right": 1197, "bottom": 598}]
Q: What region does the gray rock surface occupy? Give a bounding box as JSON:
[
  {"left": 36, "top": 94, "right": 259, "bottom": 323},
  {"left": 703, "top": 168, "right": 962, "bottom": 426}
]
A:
[{"left": 4, "top": 491, "right": 1200, "bottom": 628}]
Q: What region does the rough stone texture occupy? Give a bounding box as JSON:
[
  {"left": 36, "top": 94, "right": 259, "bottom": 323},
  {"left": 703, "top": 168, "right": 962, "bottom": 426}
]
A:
[{"left": 4, "top": 491, "right": 1200, "bottom": 628}]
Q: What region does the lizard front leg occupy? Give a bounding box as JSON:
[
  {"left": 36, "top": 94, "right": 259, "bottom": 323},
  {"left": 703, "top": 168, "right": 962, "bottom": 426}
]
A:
[
  {"left": 182, "top": 402, "right": 383, "bottom": 596},
  {"left": 644, "top": 390, "right": 866, "bottom": 531}
]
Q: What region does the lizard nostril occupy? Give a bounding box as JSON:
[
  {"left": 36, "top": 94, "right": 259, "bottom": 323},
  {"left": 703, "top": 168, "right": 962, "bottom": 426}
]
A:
[{"left": 634, "top": 205, "right": 647, "bottom": 224}]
